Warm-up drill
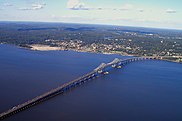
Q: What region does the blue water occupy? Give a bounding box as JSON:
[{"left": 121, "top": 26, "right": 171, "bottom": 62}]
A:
[{"left": 0, "top": 44, "right": 182, "bottom": 121}]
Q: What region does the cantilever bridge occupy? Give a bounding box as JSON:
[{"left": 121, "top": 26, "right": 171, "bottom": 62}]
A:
[{"left": 0, "top": 57, "right": 160, "bottom": 120}]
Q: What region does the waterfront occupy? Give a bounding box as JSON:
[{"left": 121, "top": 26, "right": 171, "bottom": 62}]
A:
[{"left": 0, "top": 44, "right": 182, "bottom": 121}]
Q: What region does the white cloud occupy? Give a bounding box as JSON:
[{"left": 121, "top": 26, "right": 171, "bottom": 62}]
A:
[
  {"left": 138, "top": 9, "right": 144, "bottom": 12},
  {"left": 67, "top": 0, "right": 79, "bottom": 8},
  {"left": 67, "top": 0, "right": 90, "bottom": 10},
  {"left": 18, "top": 3, "right": 46, "bottom": 11},
  {"left": 32, "top": 4, "right": 44, "bottom": 10},
  {"left": 18, "top": 7, "right": 32, "bottom": 10},
  {"left": 120, "top": 4, "right": 133, "bottom": 11},
  {"left": 166, "top": 9, "right": 177, "bottom": 13},
  {"left": 67, "top": 0, "right": 135, "bottom": 11},
  {"left": 3, "top": 3, "right": 13, "bottom": 7}
]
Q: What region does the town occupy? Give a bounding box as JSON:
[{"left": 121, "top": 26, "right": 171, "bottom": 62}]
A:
[{"left": 0, "top": 22, "right": 182, "bottom": 63}]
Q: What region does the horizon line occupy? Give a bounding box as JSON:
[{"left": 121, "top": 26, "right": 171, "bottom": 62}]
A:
[{"left": 1, "top": 20, "right": 182, "bottom": 31}]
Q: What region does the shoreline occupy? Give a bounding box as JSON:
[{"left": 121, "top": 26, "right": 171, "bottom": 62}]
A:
[
  {"left": 28, "top": 44, "right": 135, "bottom": 56},
  {"left": 27, "top": 44, "right": 182, "bottom": 64},
  {"left": 1, "top": 43, "right": 181, "bottom": 64}
]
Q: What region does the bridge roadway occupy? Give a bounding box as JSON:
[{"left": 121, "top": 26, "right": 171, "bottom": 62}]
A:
[{"left": 0, "top": 57, "right": 159, "bottom": 120}]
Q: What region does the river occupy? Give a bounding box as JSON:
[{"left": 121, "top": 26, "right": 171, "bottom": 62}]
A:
[{"left": 0, "top": 44, "right": 182, "bottom": 121}]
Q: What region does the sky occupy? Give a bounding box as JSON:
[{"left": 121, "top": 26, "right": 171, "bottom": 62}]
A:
[{"left": 0, "top": 0, "right": 182, "bottom": 30}]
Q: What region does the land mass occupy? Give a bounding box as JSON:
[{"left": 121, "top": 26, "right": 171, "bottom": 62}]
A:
[{"left": 0, "top": 21, "right": 182, "bottom": 63}]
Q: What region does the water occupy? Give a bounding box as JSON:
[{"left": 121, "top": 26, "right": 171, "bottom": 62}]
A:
[{"left": 0, "top": 44, "right": 182, "bottom": 121}]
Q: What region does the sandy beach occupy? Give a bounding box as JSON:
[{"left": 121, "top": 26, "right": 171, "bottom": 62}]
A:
[{"left": 30, "top": 44, "right": 64, "bottom": 51}]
